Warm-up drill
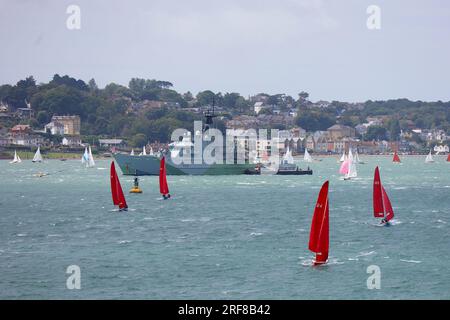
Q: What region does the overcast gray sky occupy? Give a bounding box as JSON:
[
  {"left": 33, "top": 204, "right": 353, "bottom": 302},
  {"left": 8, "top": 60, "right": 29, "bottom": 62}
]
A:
[{"left": 1, "top": 0, "right": 449, "bottom": 102}]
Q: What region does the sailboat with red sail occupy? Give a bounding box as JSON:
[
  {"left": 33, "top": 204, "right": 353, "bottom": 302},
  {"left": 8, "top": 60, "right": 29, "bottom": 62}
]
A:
[
  {"left": 373, "top": 166, "right": 394, "bottom": 225},
  {"left": 392, "top": 151, "right": 401, "bottom": 163},
  {"left": 110, "top": 162, "right": 128, "bottom": 211},
  {"left": 308, "top": 181, "right": 329, "bottom": 266},
  {"left": 447, "top": 154, "right": 450, "bottom": 162},
  {"left": 159, "top": 156, "right": 171, "bottom": 199}
]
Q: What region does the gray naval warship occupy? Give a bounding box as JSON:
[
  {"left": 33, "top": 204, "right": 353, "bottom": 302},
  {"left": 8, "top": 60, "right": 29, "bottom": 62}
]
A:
[{"left": 113, "top": 109, "right": 256, "bottom": 176}]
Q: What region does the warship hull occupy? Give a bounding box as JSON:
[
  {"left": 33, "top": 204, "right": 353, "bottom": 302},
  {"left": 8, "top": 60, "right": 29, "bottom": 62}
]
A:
[{"left": 113, "top": 153, "right": 256, "bottom": 176}]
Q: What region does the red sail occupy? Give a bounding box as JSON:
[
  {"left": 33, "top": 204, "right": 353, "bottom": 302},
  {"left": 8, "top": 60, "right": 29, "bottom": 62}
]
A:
[
  {"left": 381, "top": 186, "right": 394, "bottom": 221},
  {"left": 447, "top": 154, "right": 450, "bottom": 162},
  {"left": 159, "top": 156, "right": 169, "bottom": 195},
  {"left": 373, "top": 167, "right": 384, "bottom": 218},
  {"left": 393, "top": 152, "right": 401, "bottom": 163},
  {"left": 309, "top": 181, "right": 329, "bottom": 265},
  {"left": 110, "top": 162, "right": 128, "bottom": 210},
  {"left": 110, "top": 162, "right": 119, "bottom": 206}
]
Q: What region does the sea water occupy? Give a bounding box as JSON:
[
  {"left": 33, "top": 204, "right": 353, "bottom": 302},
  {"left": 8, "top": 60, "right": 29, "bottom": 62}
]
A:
[{"left": 0, "top": 156, "right": 449, "bottom": 299}]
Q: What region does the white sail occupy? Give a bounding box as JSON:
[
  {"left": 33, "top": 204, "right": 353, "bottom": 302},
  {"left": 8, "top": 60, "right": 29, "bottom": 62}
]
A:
[
  {"left": 425, "top": 150, "right": 434, "bottom": 163},
  {"left": 141, "top": 146, "right": 147, "bottom": 156},
  {"left": 149, "top": 147, "right": 154, "bottom": 156},
  {"left": 10, "top": 150, "right": 21, "bottom": 164},
  {"left": 87, "top": 146, "right": 96, "bottom": 167},
  {"left": 345, "top": 149, "right": 357, "bottom": 179},
  {"left": 304, "top": 148, "right": 313, "bottom": 162},
  {"left": 340, "top": 151, "right": 346, "bottom": 162},
  {"left": 32, "top": 146, "right": 43, "bottom": 162},
  {"left": 81, "top": 147, "right": 89, "bottom": 164},
  {"left": 282, "top": 146, "right": 294, "bottom": 164},
  {"left": 130, "top": 149, "right": 134, "bottom": 156}
]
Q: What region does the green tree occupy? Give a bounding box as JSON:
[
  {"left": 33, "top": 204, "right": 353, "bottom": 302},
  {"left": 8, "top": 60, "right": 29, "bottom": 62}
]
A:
[
  {"left": 365, "top": 126, "right": 387, "bottom": 141},
  {"left": 131, "top": 133, "right": 148, "bottom": 147},
  {"left": 36, "top": 110, "right": 50, "bottom": 125},
  {"left": 388, "top": 118, "right": 401, "bottom": 141},
  {"left": 88, "top": 78, "right": 98, "bottom": 91},
  {"left": 196, "top": 90, "right": 216, "bottom": 106}
]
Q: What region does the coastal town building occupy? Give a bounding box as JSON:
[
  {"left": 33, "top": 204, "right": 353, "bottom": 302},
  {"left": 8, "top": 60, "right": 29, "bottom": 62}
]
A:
[
  {"left": 0, "top": 135, "right": 10, "bottom": 146},
  {"left": 49, "top": 115, "right": 81, "bottom": 135},
  {"left": 327, "top": 124, "right": 356, "bottom": 140},
  {"left": 99, "top": 139, "right": 125, "bottom": 148},
  {"left": 62, "top": 136, "right": 82, "bottom": 147},
  {"left": 11, "top": 124, "right": 31, "bottom": 135},
  {"left": 10, "top": 134, "right": 44, "bottom": 147},
  {"left": 45, "top": 121, "right": 65, "bottom": 135}
]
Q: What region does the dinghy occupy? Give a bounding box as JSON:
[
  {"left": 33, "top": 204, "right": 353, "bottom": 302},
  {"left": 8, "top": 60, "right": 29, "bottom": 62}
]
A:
[
  {"left": 373, "top": 167, "right": 394, "bottom": 225},
  {"left": 304, "top": 148, "right": 313, "bottom": 163},
  {"left": 32, "top": 146, "right": 43, "bottom": 163},
  {"left": 10, "top": 150, "right": 22, "bottom": 164},
  {"left": 425, "top": 150, "right": 434, "bottom": 163},
  {"left": 308, "top": 181, "right": 329, "bottom": 266},
  {"left": 392, "top": 151, "right": 401, "bottom": 163},
  {"left": 159, "top": 156, "right": 171, "bottom": 199},
  {"left": 339, "top": 151, "right": 346, "bottom": 162},
  {"left": 141, "top": 146, "right": 147, "bottom": 156},
  {"left": 149, "top": 147, "right": 154, "bottom": 156},
  {"left": 130, "top": 149, "right": 134, "bottom": 156},
  {"left": 110, "top": 162, "right": 128, "bottom": 211}
]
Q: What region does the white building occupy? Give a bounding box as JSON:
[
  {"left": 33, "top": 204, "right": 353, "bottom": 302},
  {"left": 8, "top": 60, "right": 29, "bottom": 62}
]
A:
[
  {"left": 62, "top": 136, "right": 82, "bottom": 146},
  {"left": 99, "top": 139, "right": 125, "bottom": 147},
  {"left": 45, "top": 121, "right": 65, "bottom": 135},
  {"left": 254, "top": 102, "right": 264, "bottom": 114}
]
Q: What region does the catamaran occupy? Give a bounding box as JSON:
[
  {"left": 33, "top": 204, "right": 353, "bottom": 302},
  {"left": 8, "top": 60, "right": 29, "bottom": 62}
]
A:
[
  {"left": 159, "top": 156, "right": 171, "bottom": 199},
  {"left": 425, "top": 150, "right": 434, "bottom": 163},
  {"left": 392, "top": 151, "right": 401, "bottom": 163},
  {"left": 110, "top": 162, "right": 128, "bottom": 211},
  {"left": 32, "top": 146, "right": 43, "bottom": 163},
  {"left": 304, "top": 148, "right": 313, "bottom": 163},
  {"left": 308, "top": 181, "right": 329, "bottom": 266},
  {"left": 10, "top": 150, "right": 22, "bottom": 164},
  {"left": 373, "top": 166, "right": 394, "bottom": 225}
]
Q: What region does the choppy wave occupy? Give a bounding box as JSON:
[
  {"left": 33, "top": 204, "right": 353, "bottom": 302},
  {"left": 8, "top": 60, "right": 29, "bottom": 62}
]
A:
[{"left": 400, "top": 259, "right": 422, "bottom": 264}]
